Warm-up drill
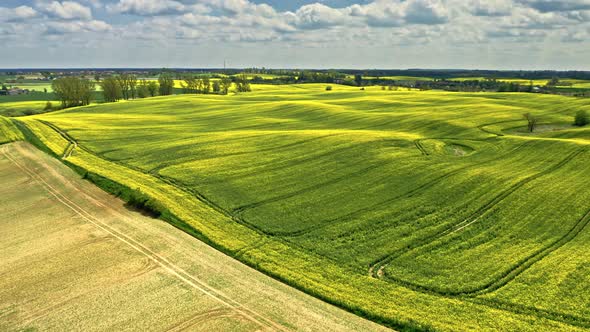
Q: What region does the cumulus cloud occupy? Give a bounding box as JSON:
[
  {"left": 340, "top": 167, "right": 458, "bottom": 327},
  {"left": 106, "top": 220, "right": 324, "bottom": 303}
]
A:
[
  {"left": 35, "top": 1, "right": 93, "bottom": 20},
  {"left": 468, "top": 0, "right": 513, "bottom": 16},
  {"left": 45, "top": 19, "right": 111, "bottom": 33},
  {"left": 107, "top": 0, "right": 190, "bottom": 16},
  {"left": 294, "top": 3, "right": 352, "bottom": 29},
  {"left": 2, "top": 0, "right": 590, "bottom": 68},
  {"left": 338, "top": 0, "right": 449, "bottom": 28},
  {"left": 0, "top": 6, "right": 38, "bottom": 22},
  {"left": 404, "top": 0, "right": 449, "bottom": 24}
]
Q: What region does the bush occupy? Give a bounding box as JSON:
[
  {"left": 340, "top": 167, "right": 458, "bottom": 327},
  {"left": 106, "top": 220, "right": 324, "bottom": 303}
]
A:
[
  {"left": 574, "top": 110, "right": 589, "bottom": 127},
  {"left": 43, "top": 101, "right": 53, "bottom": 111},
  {"left": 125, "top": 188, "right": 167, "bottom": 217},
  {"left": 325, "top": 86, "right": 332, "bottom": 91}
]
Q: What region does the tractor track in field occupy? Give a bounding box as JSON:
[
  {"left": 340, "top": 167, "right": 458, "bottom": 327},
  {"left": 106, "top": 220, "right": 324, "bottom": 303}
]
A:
[
  {"left": 145, "top": 132, "right": 338, "bottom": 174},
  {"left": 1, "top": 143, "right": 287, "bottom": 332},
  {"left": 369, "top": 148, "right": 587, "bottom": 297},
  {"left": 477, "top": 119, "right": 522, "bottom": 137},
  {"left": 374, "top": 204, "right": 590, "bottom": 305},
  {"left": 234, "top": 237, "right": 270, "bottom": 258},
  {"left": 412, "top": 136, "right": 499, "bottom": 156},
  {"left": 204, "top": 139, "right": 387, "bottom": 185},
  {"left": 150, "top": 133, "right": 342, "bottom": 175},
  {"left": 231, "top": 160, "right": 391, "bottom": 217},
  {"left": 164, "top": 308, "right": 246, "bottom": 332},
  {"left": 413, "top": 139, "right": 429, "bottom": 155},
  {"left": 38, "top": 120, "right": 78, "bottom": 159},
  {"left": 468, "top": 297, "right": 590, "bottom": 329},
  {"left": 275, "top": 141, "right": 531, "bottom": 238}
]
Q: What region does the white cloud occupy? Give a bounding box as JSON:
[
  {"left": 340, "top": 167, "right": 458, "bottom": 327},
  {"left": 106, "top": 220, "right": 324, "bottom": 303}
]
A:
[
  {"left": 46, "top": 19, "right": 112, "bottom": 33},
  {"left": 294, "top": 3, "right": 352, "bottom": 29},
  {"left": 467, "top": 0, "right": 513, "bottom": 16},
  {"left": 2, "top": 0, "right": 590, "bottom": 68},
  {"left": 36, "top": 1, "right": 93, "bottom": 20},
  {"left": 404, "top": 0, "right": 449, "bottom": 24},
  {"left": 107, "top": 0, "right": 190, "bottom": 16},
  {"left": 0, "top": 6, "right": 38, "bottom": 22}
]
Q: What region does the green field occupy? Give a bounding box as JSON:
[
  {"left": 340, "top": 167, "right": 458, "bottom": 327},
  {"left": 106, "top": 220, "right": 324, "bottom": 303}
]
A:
[
  {"left": 449, "top": 77, "right": 590, "bottom": 88},
  {"left": 11, "top": 83, "right": 590, "bottom": 331},
  {"left": 0, "top": 116, "right": 23, "bottom": 143}
]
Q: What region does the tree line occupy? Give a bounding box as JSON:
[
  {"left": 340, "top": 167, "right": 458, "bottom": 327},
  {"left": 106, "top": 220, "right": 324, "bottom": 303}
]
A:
[
  {"left": 49, "top": 72, "right": 253, "bottom": 110},
  {"left": 101, "top": 74, "right": 175, "bottom": 102},
  {"left": 181, "top": 74, "right": 249, "bottom": 94},
  {"left": 51, "top": 77, "right": 95, "bottom": 108}
]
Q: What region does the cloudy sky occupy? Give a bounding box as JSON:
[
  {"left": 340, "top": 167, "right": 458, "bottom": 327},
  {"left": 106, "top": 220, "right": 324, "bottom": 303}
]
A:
[{"left": 1, "top": 0, "right": 589, "bottom": 69}]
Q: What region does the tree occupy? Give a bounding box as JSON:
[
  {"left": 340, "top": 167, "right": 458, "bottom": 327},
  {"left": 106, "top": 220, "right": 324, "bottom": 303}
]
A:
[
  {"left": 220, "top": 77, "right": 232, "bottom": 94},
  {"left": 354, "top": 74, "right": 363, "bottom": 86},
  {"left": 523, "top": 113, "right": 538, "bottom": 133},
  {"left": 94, "top": 74, "right": 101, "bottom": 82},
  {"left": 574, "top": 110, "right": 589, "bottom": 127},
  {"left": 147, "top": 81, "right": 159, "bottom": 97},
  {"left": 212, "top": 80, "right": 220, "bottom": 93},
  {"left": 326, "top": 85, "right": 332, "bottom": 91},
  {"left": 116, "top": 74, "right": 138, "bottom": 100},
  {"left": 137, "top": 80, "right": 149, "bottom": 98},
  {"left": 80, "top": 79, "right": 95, "bottom": 106},
  {"left": 117, "top": 74, "right": 130, "bottom": 100},
  {"left": 202, "top": 77, "right": 211, "bottom": 94},
  {"left": 44, "top": 101, "right": 53, "bottom": 111},
  {"left": 547, "top": 77, "right": 560, "bottom": 86},
  {"left": 235, "top": 74, "right": 251, "bottom": 92},
  {"left": 41, "top": 71, "right": 52, "bottom": 80},
  {"left": 128, "top": 75, "right": 138, "bottom": 99},
  {"left": 181, "top": 76, "right": 199, "bottom": 94},
  {"left": 100, "top": 76, "right": 123, "bottom": 102},
  {"left": 52, "top": 77, "right": 95, "bottom": 108},
  {"left": 159, "top": 74, "right": 174, "bottom": 96}
]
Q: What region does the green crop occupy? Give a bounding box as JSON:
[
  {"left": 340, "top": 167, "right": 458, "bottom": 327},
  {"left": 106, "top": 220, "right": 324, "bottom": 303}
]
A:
[{"left": 14, "top": 84, "right": 590, "bottom": 331}]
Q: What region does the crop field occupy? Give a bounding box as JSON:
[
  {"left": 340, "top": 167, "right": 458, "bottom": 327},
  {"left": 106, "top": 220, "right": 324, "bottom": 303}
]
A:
[
  {"left": 7, "top": 82, "right": 54, "bottom": 92},
  {"left": 0, "top": 101, "right": 58, "bottom": 117},
  {"left": 0, "top": 141, "right": 388, "bottom": 332},
  {"left": 449, "top": 77, "right": 590, "bottom": 87},
  {"left": 0, "top": 116, "right": 23, "bottom": 144},
  {"left": 13, "top": 83, "right": 590, "bottom": 331}
]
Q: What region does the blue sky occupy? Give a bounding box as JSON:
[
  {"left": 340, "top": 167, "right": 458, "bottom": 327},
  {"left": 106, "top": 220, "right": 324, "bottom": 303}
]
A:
[{"left": 1, "top": 0, "right": 589, "bottom": 69}]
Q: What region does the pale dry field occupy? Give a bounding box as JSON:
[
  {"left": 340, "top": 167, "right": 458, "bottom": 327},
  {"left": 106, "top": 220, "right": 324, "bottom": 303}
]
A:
[{"left": 0, "top": 142, "right": 390, "bottom": 332}]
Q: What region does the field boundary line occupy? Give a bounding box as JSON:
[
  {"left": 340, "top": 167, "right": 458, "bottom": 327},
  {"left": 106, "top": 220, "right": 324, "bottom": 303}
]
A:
[{"left": 2, "top": 145, "right": 287, "bottom": 332}]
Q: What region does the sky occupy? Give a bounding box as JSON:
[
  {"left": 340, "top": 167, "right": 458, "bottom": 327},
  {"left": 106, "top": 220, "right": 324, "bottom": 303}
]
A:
[{"left": 1, "top": 0, "right": 589, "bottom": 69}]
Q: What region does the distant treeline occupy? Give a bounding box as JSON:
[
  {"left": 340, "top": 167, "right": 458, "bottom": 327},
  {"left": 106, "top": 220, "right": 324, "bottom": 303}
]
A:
[
  {"left": 4, "top": 68, "right": 590, "bottom": 81},
  {"left": 337, "top": 69, "right": 590, "bottom": 81}
]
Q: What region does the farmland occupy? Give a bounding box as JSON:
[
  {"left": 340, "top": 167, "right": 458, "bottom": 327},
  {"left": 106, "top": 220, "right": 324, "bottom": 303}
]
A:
[
  {"left": 7, "top": 83, "right": 590, "bottom": 331},
  {"left": 0, "top": 141, "right": 389, "bottom": 332}
]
